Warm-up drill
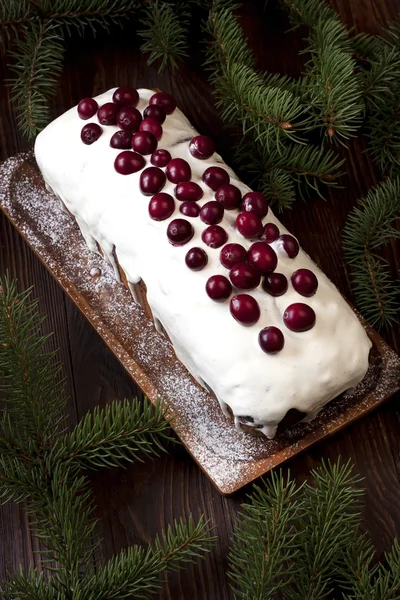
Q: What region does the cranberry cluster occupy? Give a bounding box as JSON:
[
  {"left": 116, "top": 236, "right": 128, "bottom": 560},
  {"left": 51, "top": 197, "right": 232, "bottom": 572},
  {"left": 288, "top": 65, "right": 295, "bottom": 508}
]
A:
[
  {"left": 78, "top": 88, "right": 175, "bottom": 167},
  {"left": 78, "top": 89, "right": 318, "bottom": 354}
]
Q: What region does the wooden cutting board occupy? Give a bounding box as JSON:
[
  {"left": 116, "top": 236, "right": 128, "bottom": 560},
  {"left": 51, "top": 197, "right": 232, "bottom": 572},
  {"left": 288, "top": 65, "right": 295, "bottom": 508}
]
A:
[{"left": 1, "top": 151, "right": 400, "bottom": 494}]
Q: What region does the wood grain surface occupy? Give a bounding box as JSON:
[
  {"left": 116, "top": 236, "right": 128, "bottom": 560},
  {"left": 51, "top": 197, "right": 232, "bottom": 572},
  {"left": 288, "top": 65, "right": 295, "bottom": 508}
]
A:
[{"left": 0, "top": 1, "right": 400, "bottom": 598}]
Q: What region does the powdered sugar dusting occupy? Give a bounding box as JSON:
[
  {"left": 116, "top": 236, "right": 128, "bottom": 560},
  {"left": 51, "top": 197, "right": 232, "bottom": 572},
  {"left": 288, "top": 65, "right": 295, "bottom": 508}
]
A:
[{"left": 1, "top": 152, "right": 400, "bottom": 493}]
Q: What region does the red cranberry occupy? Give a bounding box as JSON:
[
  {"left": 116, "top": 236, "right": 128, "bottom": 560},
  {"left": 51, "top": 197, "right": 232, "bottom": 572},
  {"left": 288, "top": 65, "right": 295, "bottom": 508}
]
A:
[
  {"left": 117, "top": 106, "right": 142, "bottom": 131},
  {"left": 236, "top": 211, "right": 263, "bottom": 239},
  {"left": 248, "top": 242, "right": 277, "bottom": 274},
  {"left": 167, "top": 219, "right": 194, "bottom": 245},
  {"left": 200, "top": 201, "right": 224, "bottom": 225},
  {"left": 215, "top": 184, "right": 242, "bottom": 210},
  {"left": 220, "top": 243, "right": 248, "bottom": 269},
  {"left": 175, "top": 181, "right": 203, "bottom": 202},
  {"left": 140, "top": 117, "right": 163, "bottom": 141},
  {"left": 291, "top": 269, "right": 318, "bottom": 297},
  {"left": 259, "top": 327, "right": 285, "bottom": 354},
  {"left": 114, "top": 151, "right": 145, "bottom": 175},
  {"left": 262, "top": 222, "right": 280, "bottom": 243},
  {"left": 283, "top": 303, "right": 316, "bottom": 332},
  {"left": 110, "top": 130, "right": 132, "bottom": 149},
  {"left": 150, "top": 92, "right": 176, "bottom": 115},
  {"left": 97, "top": 102, "right": 118, "bottom": 126},
  {"left": 279, "top": 234, "right": 299, "bottom": 258},
  {"left": 206, "top": 275, "right": 232, "bottom": 301},
  {"left": 262, "top": 273, "right": 288, "bottom": 296},
  {"left": 112, "top": 86, "right": 139, "bottom": 107},
  {"left": 230, "top": 294, "right": 260, "bottom": 326},
  {"left": 132, "top": 131, "right": 157, "bottom": 155},
  {"left": 148, "top": 193, "right": 175, "bottom": 221},
  {"left": 185, "top": 247, "right": 208, "bottom": 271},
  {"left": 151, "top": 149, "right": 171, "bottom": 167},
  {"left": 81, "top": 123, "right": 102, "bottom": 145},
  {"left": 143, "top": 104, "right": 166, "bottom": 123},
  {"left": 202, "top": 166, "right": 230, "bottom": 191},
  {"left": 180, "top": 202, "right": 200, "bottom": 217},
  {"left": 140, "top": 167, "right": 166, "bottom": 195},
  {"left": 202, "top": 225, "right": 228, "bottom": 249},
  {"left": 242, "top": 192, "right": 269, "bottom": 219},
  {"left": 229, "top": 262, "right": 261, "bottom": 290},
  {"left": 77, "top": 97, "right": 98, "bottom": 120},
  {"left": 189, "top": 135, "right": 215, "bottom": 159},
  {"left": 166, "top": 158, "right": 191, "bottom": 183}
]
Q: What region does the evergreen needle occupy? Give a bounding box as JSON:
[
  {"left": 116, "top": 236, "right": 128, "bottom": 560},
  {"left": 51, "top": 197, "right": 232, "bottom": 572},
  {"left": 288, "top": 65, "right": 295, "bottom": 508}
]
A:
[{"left": 0, "top": 276, "right": 213, "bottom": 598}]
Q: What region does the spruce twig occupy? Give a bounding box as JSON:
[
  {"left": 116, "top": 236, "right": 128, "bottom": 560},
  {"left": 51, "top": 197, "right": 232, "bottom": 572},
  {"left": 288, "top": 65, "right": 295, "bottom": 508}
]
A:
[
  {"left": 204, "top": 2, "right": 343, "bottom": 207},
  {"left": 343, "top": 177, "right": 400, "bottom": 329},
  {"left": 284, "top": 0, "right": 364, "bottom": 143},
  {"left": 0, "top": 1, "right": 139, "bottom": 41},
  {"left": 228, "top": 471, "right": 304, "bottom": 599},
  {"left": 83, "top": 516, "right": 215, "bottom": 599},
  {"left": 139, "top": 1, "right": 189, "bottom": 72},
  {"left": 50, "top": 398, "right": 174, "bottom": 470},
  {"left": 228, "top": 460, "right": 400, "bottom": 600},
  {"left": 289, "top": 460, "right": 364, "bottom": 600},
  {"left": 0, "top": 276, "right": 66, "bottom": 452},
  {"left": 0, "top": 276, "right": 213, "bottom": 598},
  {"left": 8, "top": 23, "right": 64, "bottom": 139}
]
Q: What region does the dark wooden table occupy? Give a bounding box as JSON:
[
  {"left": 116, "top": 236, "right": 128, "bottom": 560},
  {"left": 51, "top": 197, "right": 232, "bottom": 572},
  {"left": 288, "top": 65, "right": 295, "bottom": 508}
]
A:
[{"left": 1, "top": 1, "right": 400, "bottom": 598}]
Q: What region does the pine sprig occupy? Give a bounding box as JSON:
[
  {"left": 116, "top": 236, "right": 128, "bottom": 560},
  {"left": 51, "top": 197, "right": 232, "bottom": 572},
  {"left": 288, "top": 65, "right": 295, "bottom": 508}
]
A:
[
  {"left": 289, "top": 460, "right": 364, "bottom": 600},
  {"left": 0, "top": 276, "right": 66, "bottom": 452},
  {"left": 228, "top": 471, "right": 304, "bottom": 599},
  {"left": 0, "top": 0, "right": 188, "bottom": 138},
  {"left": 343, "top": 177, "right": 400, "bottom": 328},
  {"left": 8, "top": 23, "right": 65, "bottom": 139},
  {"left": 284, "top": 2, "right": 364, "bottom": 143},
  {"left": 139, "top": 1, "right": 189, "bottom": 72},
  {"left": 3, "top": 569, "right": 59, "bottom": 600},
  {"left": 0, "top": 276, "right": 213, "bottom": 598},
  {"left": 205, "top": 2, "right": 344, "bottom": 206},
  {"left": 0, "top": 1, "right": 139, "bottom": 40},
  {"left": 234, "top": 138, "right": 343, "bottom": 210},
  {"left": 50, "top": 398, "right": 174, "bottom": 470},
  {"left": 84, "top": 516, "right": 215, "bottom": 600},
  {"left": 228, "top": 459, "right": 400, "bottom": 600},
  {"left": 206, "top": 5, "right": 310, "bottom": 147}
]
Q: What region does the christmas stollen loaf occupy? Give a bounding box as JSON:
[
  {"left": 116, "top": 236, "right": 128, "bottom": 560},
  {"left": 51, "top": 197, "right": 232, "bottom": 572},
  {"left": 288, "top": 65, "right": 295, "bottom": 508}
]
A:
[{"left": 34, "top": 87, "right": 372, "bottom": 439}]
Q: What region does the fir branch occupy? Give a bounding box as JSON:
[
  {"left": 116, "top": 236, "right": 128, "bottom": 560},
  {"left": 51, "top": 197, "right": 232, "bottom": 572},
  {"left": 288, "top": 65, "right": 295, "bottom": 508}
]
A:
[
  {"left": 0, "top": 1, "right": 139, "bottom": 40},
  {"left": 228, "top": 471, "right": 304, "bottom": 599},
  {"left": 8, "top": 23, "right": 65, "bottom": 138},
  {"left": 235, "top": 138, "right": 344, "bottom": 206},
  {"left": 359, "top": 46, "right": 400, "bottom": 109},
  {"left": 82, "top": 516, "right": 215, "bottom": 600},
  {"left": 214, "top": 62, "right": 311, "bottom": 150},
  {"left": 0, "top": 276, "right": 213, "bottom": 597},
  {"left": 299, "top": 16, "right": 363, "bottom": 142},
  {"left": 139, "top": 1, "right": 189, "bottom": 72},
  {"left": 0, "top": 1, "right": 32, "bottom": 45},
  {"left": 205, "top": 2, "right": 255, "bottom": 72},
  {"left": 288, "top": 459, "right": 364, "bottom": 600},
  {"left": 206, "top": 6, "right": 310, "bottom": 151},
  {"left": 343, "top": 177, "right": 400, "bottom": 328},
  {"left": 351, "top": 31, "right": 386, "bottom": 63},
  {"left": 50, "top": 398, "right": 173, "bottom": 470},
  {"left": 281, "top": 0, "right": 338, "bottom": 28},
  {"left": 364, "top": 86, "right": 400, "bottom": 176},
  {"left": 0, "top": 276, "right": 67, "bottom": 453},
  {"left": 343, "top": 539, "right": 400, "bottom": 600},
  {"left": 30, "top": 465, "right": 97, "bottom": 578},
  {"left": 2, "top": 569, "right": 61, "bottom": 600},
  {"left": 0, "top": 456, "right": 44, "bottom": 504}
]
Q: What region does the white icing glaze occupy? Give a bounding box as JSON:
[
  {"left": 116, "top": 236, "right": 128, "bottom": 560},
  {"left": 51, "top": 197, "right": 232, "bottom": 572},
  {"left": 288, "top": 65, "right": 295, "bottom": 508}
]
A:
[{"left": 34, "top": 88, "right": 372, "bottom": 438}]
